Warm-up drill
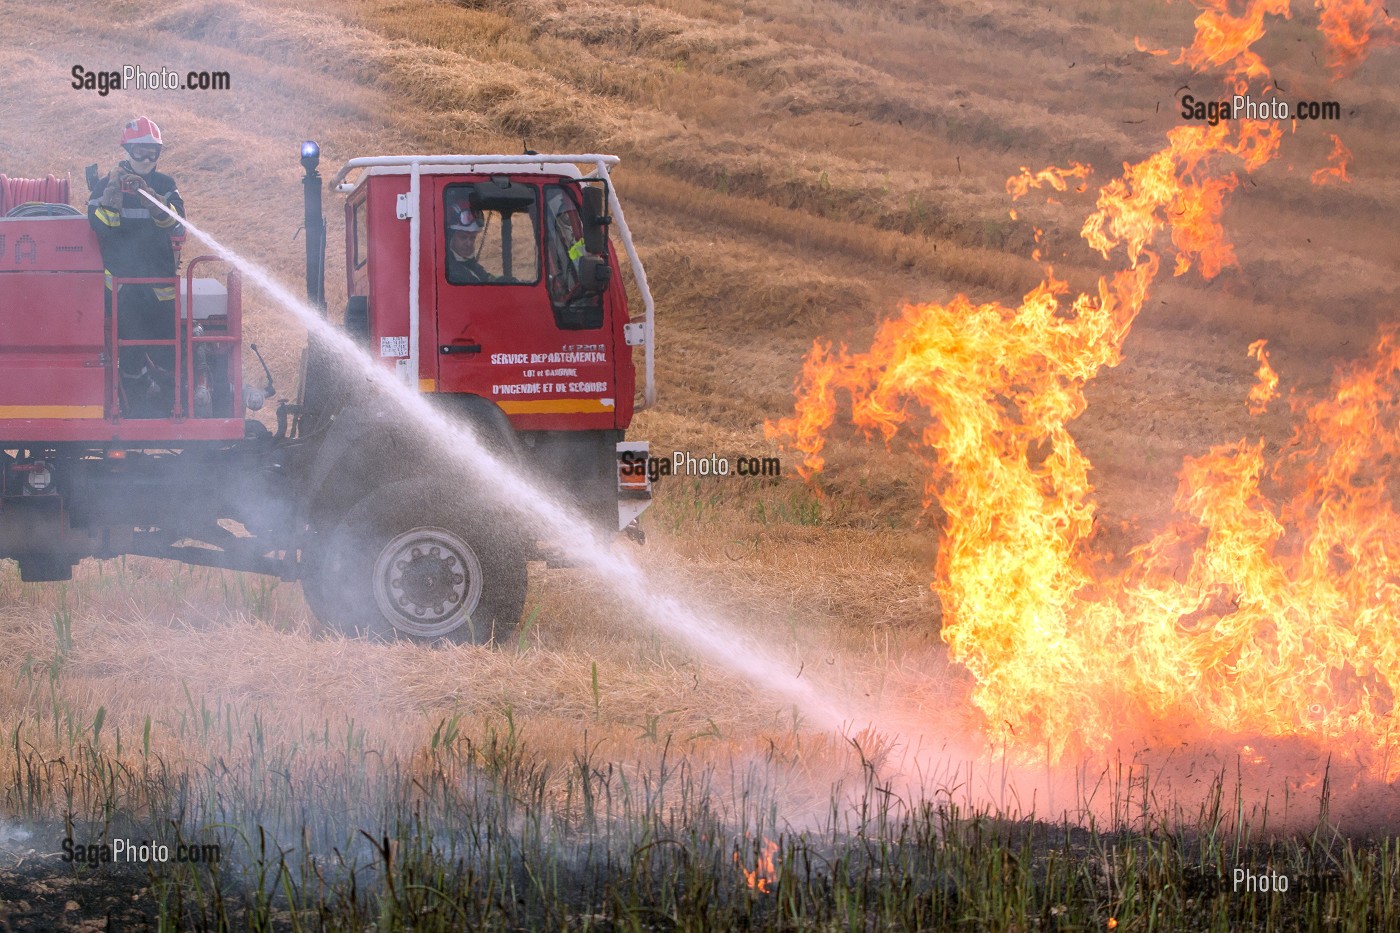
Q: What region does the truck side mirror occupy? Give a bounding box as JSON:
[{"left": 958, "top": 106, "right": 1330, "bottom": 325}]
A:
[
  {"left": 576, "top": 254, "right": 611, "bottom": 296},
  {"left": 581, "top": 185, "right": 610, "bottom": 256}
]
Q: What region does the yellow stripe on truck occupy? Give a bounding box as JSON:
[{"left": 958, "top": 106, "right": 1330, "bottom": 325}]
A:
[
  {"left": 497, "top": 399, "right": 616, "bottom": 415},
  {"left": 0, "top": 405, "right": 105, "bottom": 419}
]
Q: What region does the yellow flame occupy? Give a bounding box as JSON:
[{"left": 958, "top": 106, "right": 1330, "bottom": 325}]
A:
[
  {"left": 1174, "top": 0, "right": 1293, "bottom": 94},
  {"left": 1007, "top": 162, "right": 1092, "bottom": 201}
]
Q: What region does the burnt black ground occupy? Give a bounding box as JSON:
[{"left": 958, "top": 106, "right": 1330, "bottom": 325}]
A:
[{"left": 0, "top": 856, "right": 154, "bottom": 932}]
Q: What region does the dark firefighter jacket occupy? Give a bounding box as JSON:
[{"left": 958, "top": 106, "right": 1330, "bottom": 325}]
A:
[{"left": 87, "top": 163, "right": 185, "bottom": 299}]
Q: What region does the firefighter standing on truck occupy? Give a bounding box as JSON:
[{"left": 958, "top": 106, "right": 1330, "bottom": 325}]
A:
[{"left": 87, "top": 116, "right": 185, "bottom": 418}]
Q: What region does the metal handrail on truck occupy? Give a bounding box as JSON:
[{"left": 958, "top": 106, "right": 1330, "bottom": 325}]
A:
[{"left": 106, "top": 257, "right": 242, "bottom": 422}]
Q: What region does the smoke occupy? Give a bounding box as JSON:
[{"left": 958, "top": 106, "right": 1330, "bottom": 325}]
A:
[{"left": 0, "top": 819, "right": 31, "bottom": 850}]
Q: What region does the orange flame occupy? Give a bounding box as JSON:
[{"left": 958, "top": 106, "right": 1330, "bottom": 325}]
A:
[
  {"left": 1316, "top": 0, "right": 1399, "bottom": 74},
  {"left": 1247, "top": 339, "right": 1279, "bottom": 414},
  {"left": 736, "top": 838, "right": 779, "bottom": 892},
  {"left": 1081, "top": 120, "right": 1280, "bottom": 278},
  {"left": 1134, "top": 36, "right": 1170, "bottom": 56},
  {"left": 770, "top": 1, "right": 1400, "bottom": 776},
  {"left": 1311, "top": 133, "right": 1352, "bottom": 186},
  {"left": 1007, "top": 162, "right": 1091, "bottom": 201},
  {"left": 1175, "top": 0, "right": 1292, "bottom": 93}
]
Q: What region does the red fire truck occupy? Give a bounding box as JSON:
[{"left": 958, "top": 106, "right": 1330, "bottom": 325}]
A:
[{"left": 0, "top": 148, "right": 655, "bottom": 643}]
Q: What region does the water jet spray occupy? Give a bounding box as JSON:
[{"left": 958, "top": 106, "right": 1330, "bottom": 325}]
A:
[{"left": 134, "top": 186, "right": 854, "bottom": 734}]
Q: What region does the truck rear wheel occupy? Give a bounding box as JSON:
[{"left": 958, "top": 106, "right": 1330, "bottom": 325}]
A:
[{"left": 305, "top": 479, "right": 527, "bottom": 644}]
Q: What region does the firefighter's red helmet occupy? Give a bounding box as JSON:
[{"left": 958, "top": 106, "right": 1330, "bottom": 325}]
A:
[
  {"left": 447, "top": 200, "right": 482, "bottom": 233},
  {"left": 120, "top": 116, "right": 164, "bottom": 149}
]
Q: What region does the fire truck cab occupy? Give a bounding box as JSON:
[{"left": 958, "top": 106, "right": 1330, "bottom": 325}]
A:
[
  {"left": 326, "top": 155, "right": 654, "bottom": 537},
  {"left": 292, "top": 153, "right": 657, "bottom": 641}
]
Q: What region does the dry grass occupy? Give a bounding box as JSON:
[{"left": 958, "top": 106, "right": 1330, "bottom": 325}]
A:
[{"left": 0, "top": 554, "right": 927, "bottom": 842}]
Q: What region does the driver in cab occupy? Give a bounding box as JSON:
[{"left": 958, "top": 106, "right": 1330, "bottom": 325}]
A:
[{"left": 445, "top": 200, "right": 493, "bottom": 284}]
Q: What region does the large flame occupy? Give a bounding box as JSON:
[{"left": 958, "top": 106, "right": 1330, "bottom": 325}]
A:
[{"left": 769, "top": 1, "right": 1398, "bottom": 774}]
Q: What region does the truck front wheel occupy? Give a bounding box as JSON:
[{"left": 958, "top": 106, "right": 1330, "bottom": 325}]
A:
[{"left": 305, "top": 479, "right": 527, "bottom": 644}]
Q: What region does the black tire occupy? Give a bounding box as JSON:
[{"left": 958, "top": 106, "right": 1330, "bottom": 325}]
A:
[{"left": 305, "top": 479, "right": 527, "bottom": 645}]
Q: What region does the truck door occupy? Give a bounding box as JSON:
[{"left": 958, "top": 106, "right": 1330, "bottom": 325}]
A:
[{"left": 432, "top": 178, "right": 618, "bottom": 431}]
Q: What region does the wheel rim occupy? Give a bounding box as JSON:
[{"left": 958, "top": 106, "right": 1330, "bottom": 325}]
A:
[{"left": 371, "top": 527, "right": 484, "bottom": 639}]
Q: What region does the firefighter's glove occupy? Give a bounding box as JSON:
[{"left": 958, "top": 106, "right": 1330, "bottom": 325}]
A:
[
  {"left": 99, "top": 176, "right": 124, "bottom": 210},
  {"left": 119, "top": 166, "right": 150, "bottom": 194}
]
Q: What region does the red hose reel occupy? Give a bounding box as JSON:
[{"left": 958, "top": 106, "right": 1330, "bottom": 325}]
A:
[{"left": 0, "top": 174, "right": 71, "bottom": 215}]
